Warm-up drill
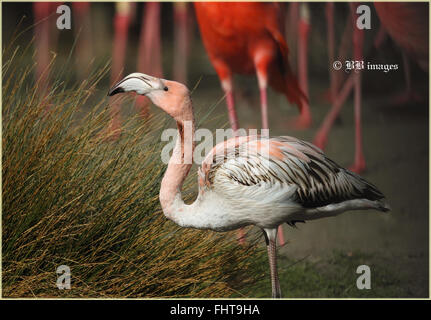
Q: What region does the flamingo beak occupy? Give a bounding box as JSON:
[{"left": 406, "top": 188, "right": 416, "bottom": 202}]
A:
[{"left": 108, "top": 73, "right": 165, "bottom": 96}]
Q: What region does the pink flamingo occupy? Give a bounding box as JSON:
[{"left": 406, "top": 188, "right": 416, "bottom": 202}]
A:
[{"left": 108, "top": 72, "right": 390, "bottom": 298}]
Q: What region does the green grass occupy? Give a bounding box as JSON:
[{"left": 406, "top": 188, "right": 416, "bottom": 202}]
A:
[
  {"left": 2, "top": 42, "right": 268, "bottom": 298},
  {"left": 243, "top": 250, "right": 408, "bottom": 298}
]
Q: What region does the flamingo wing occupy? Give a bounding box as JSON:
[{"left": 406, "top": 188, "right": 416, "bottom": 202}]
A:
[{"left": 201, "top": 136, "right": 385, "bottom": 210}]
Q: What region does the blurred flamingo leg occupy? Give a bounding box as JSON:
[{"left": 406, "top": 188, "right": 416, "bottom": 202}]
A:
[
  {"left": 109, "top": 3, "right": 131, "bottom": 139},
  {"left": 135, "top": 2, "right": 163, "bottom": 118},
  {"left": 33, "top": 2, "right": 52, "bottom": 95},
  {"left": 349, "top": 3, "right": 366, "bottom": 173},
  {"left": 173, "top": 2, "right": 190, "bottom": 85},
  {"left": 294, "top": 2, "right": 312, "bottom": 130},
  {"left": 72, "top": 2, "right": 93, "bottom": 80},
  {"left": 313, "top": 73, "right": 354, "bottom": 150},
  {"left": 326, "top": 3, "right": 336, "bottom": 102}
]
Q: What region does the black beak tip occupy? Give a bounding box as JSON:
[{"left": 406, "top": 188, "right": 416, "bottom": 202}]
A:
[{"left": 108, "top": 87, "right": 125, "bottom": 96}]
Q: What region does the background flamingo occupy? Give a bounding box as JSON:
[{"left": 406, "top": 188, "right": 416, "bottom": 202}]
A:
[
  {"left": 314, "top": 2, "right": 428, "bottom": 173},
  {"left": 194, "top": 2, "right": 311, "bottom": 132},
  {"left": 108, "top": 72, "right": 390, "bottom": 298},
  {"left": 374, "top": 2, "right": 428, "bottom": 105}
]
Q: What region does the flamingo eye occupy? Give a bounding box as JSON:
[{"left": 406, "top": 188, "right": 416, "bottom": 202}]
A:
[{"left": 164, "top": 86, "right": 169, "bottom": 91}]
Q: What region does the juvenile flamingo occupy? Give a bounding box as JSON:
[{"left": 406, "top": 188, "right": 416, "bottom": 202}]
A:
[
  {"left": 108, "top": 72, "right": 390, "bottom": 298},
  {"left": 194, "top": 2, "right": 311, "bottom": 131}
]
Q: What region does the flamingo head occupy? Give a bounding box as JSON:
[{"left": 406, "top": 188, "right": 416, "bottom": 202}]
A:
[{"left": 108, "top": 73, "right": 191, "bottom": 121}]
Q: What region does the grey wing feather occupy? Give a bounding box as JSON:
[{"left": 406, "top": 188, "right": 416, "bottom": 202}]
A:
[{"left": 207, "top": 136, "right": 385, "bottom": 209}]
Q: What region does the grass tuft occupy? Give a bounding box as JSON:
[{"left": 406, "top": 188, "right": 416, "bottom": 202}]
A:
[{"left": 2, "top": 45, "right": 267, "bottom": 298}]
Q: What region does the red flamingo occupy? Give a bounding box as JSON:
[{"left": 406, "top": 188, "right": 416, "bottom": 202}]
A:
[{"left": 194, "top": 2, "right": 311, "bottom": 132}]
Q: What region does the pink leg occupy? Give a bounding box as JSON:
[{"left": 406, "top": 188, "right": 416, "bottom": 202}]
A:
[
  {"left": 313, "top": 73, "right": 354, "bottom": 149},
  {"left": 349, "top": 71, "right": 366, "bottom": 173},
  {"left": 135, "top": 2, "right": 163, "bottom": 117},
  {"left": 173, "top": 2, "right": 190, "bottom": 84},
  {"left": 108, "top": 3, "right": 131, "bottom": 139},
  {"left": 72, "top": 2, "right": 92, "bottom": 80},
  {"left": 349, "top": 3, "right": 365, "bottom": 173},
  {"left": 259, "top": 88, "right": 269, "bottom": 130},
  {"left": 331, "top": 11, "right": 353, "bottom": 100},
  {"left": 33, "top": 3, "right": 51, "bottom": 95},
  {"left": 326, "top": 3, "right": 337, "bottom": 102},
  {"left": 255, "top": 62, "right": 285, "bottom": 245},
  {"left": 294, "top": 3, "right": 312, "bottom": 129}
]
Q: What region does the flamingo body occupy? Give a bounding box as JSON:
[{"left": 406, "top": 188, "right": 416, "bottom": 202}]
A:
[
  {"left": 178, "top": 135, "right": 388, "bottom": 231},
  {"left": 194, "top": 2, "right": 309, "bottom": 130}
]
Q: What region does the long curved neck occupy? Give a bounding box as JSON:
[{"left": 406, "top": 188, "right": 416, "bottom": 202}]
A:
[{"left": 159, "top": 96, "right": 195, "bottom": 221}]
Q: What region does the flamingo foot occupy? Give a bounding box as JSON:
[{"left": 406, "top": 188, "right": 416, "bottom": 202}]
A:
[
  {"left": 348, "top": 159, "right": 366, "bottom": 174},
  {"left": 289, "top": 114, "right": 312, "bottom": 130},
  {"left": 313, "top": 132, "right": 328, "bottom": 150}
]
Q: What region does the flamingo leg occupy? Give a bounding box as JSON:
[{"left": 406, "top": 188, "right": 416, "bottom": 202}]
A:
[
  {"left": 72, "top": 2, "right": 92, "bottom": 80},
  {"left": 313, "top": 73, "right": 354, "bottom": 149},
  {"left": 350, "top": 71, "right": 366, "bottom": 173},
  {"left": 295, "top": 3, "right": 312, "bottom": 129},
  {"left": 33, "top": 3, "right": 51, "bottom": 95},
  {"left": 214, "top": 61, "right": 239, "bottom": 132},
  {"left": 173, "top": 2, "right": 190, "bottom": 84},
  {"left": 326, "top": 3, "right": 336, "bottom": 102},
  {"left": 109, "top": 3, "right": 131, "bottom": 139},
  {"left": 135, "top": 3, "right": 163, "bottom": 118},
  {"left": 255, "top": 62, "right": 286, "bottom": 246},
  {"left": 349, "top": 3, "right": 366, "bottom": 173},
  {"left": 263, "top": 228, "right": 282, "bottom": 298}
]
